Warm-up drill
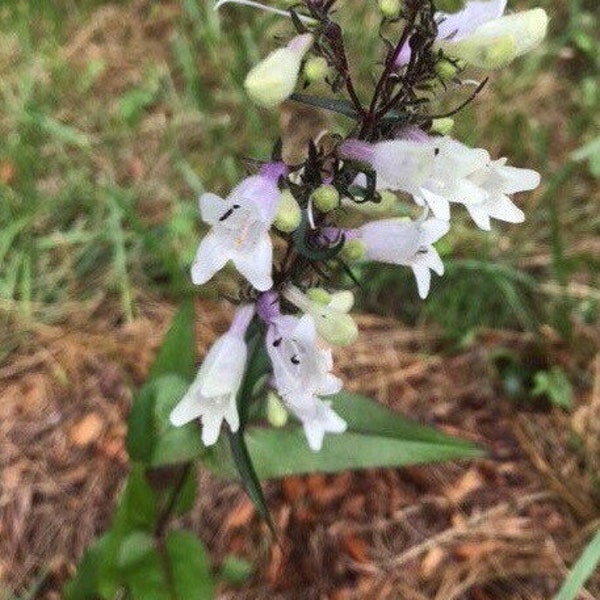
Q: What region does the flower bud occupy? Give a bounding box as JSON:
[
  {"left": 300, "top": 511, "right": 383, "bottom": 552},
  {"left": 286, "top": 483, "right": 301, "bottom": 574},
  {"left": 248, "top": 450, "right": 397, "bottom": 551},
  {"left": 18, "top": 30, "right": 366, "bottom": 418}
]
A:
[
  {"left": 435, "top": 58, "right": 459, "bottom": 80},
  {"left": 304, "top": 56, "right": 329, "bottom": 83},
  {"left": 274, "top": 190, "right": 301, "bottom": 232},
  {"left": 311, "top": 184, "right": 340, "bottom": 212},
  {"left": 378, "top": 0, "right": 400, "bottom": 19},
  {"left": 435, "top": 0, "right": 467, "bottom": 13},
  {"left": 431, "top": 117, "right": 455, "bottom": 135},
  {"left": 284, "top": 285, "right": 358, "bottom": 347},
  {"left": 244, "top": 33, "right": 314, "bottom": 107},
  {"left": 267, "top": 391, "right": 289, "bottom": 427},
  {"left": 437, "top": 9, "right": 548, "bottom": 69},
  {"left": 306, "top": 287, "right": 332, "bottom": 305},
  {"left": 340, "top": 239, "right": 366, "bottom": 262},
  {"left": 329, "top": 290, "right": 355, "bottom": 312}
]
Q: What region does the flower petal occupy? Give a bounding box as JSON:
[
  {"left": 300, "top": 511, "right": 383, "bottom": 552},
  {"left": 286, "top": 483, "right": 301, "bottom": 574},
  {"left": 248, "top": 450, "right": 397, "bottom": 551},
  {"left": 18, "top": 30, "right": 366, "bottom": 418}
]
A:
[
  {"left": 191, "top": 232, "right": 230, "bottom": 285},
  {"left": 169, "top": 385, "right": 205, "bottom": 426},
  {"left": 200, "top": 192, "right": 227, "bottom": 225},
  {"left": 417, "top": 189, "right": 451, "bottom": 220},
  {"left": 437, "top": 0, "right": 507, "bottom": 40},
  {"left": 412, "top": 263, "right": 432, "bottom": 299},
  {"left": 231, "top": 232, "right": 273, "bottom": 291}
]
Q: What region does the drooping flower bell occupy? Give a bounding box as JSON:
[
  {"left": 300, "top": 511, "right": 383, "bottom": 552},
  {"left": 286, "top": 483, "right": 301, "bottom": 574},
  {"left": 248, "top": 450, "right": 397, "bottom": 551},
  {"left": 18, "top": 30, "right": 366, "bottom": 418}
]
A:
[
  {"left": 244, "top": 33, "right": 314, "bottom": 108},
  {"left": 191, "top": 163, "right": 286, "bottom": 291},
  {"left": 266, "top": 313, "right": 346, "bottom": 451},
  {"left": 435, "top": 0, "right": 548, "bottom": 69},
  {"left": 348, "top": 216, "right": 450, "bottom": 299},
  {"left": 170, "top": 304, "right": 254, "bottom": 446}
]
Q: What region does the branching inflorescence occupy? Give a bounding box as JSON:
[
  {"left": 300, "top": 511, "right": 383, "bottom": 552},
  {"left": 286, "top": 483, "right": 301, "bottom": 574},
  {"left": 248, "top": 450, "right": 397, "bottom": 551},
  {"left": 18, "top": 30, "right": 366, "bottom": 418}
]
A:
[{"left": 170, "top": 0, "right": 548, "bottom": 452}]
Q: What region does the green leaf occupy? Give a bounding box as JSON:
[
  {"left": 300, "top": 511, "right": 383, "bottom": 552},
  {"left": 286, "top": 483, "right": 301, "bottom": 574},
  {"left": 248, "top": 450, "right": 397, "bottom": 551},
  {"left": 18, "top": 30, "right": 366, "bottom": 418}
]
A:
[
  {"left": 172, "top": 467, "right": 198, "bottom": 516},
  {"left": 127, "top": 383, "right": 159, "bottom": 463},
  {"left": 208, "top": 392, "right": 483, "bottom": 479},
  {"left": 333, "top": 392, "right": 477, "bottom": 446},
  {"left": 118, "top": 532, "right": 171, "bottom": 600},
  {"left": 97, "top": 466, "right": 158, "bottom": 597},
  {"left": 227, "top": 325, "right": 275, "bottom": 530},
  {"left": 227, "top": 428, "right": 275, "bottom": 532},
  {"left": 531, "top": 367, "right": 574, "bottom": 410},
  {"left": 152, "top": 375, "right": 204, "bottom": 466},
  {"left": 63, "top": 534, "right": 111, "bottom": 600},
  {"left": 554, "top": 528, "right": 600, "bottom": 600},
  {"left": 149, "top": 298, "right": 196, "bottom": 382},
  {"left": 128, "top": 299, "right": 197, "bottom": 463},
  {"left": 166, "top": 531, "right": 214, "bottom": 599},
  {"left": 128, "top": 375, "right": 204, "bottom": 466},
  {"left": 289, "top": 93, "right": 359, "bottom": 119}
]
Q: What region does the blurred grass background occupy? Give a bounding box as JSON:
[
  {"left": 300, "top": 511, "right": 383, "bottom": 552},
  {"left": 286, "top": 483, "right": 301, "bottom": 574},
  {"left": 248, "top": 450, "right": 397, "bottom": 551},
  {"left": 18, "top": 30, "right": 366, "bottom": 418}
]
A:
[{"left": 0, "top": 0, "right": 599, "bottom": 360}]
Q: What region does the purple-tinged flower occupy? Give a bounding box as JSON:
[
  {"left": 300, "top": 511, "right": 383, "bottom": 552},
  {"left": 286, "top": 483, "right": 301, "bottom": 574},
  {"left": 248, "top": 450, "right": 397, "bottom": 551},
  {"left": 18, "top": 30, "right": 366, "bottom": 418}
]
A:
[
  {"left": 170, "top": 304, "right": 255, "bottom": 445},
  {"left": 341, "top": 137, "right": 489, "bottom": 220},
  {"left": 349, "top": 216, "right": 449, "bottom": 298},
  {"left": 266, "top": 314, "right": 346, "bottom": 451},
  {"left": 191, "top": 164, "right": 286, "bottom": 291}
]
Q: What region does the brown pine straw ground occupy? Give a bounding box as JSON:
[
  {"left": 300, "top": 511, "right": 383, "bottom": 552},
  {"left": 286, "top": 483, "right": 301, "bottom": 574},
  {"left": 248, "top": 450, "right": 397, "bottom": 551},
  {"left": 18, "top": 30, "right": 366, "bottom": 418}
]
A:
[{"left": 1, "top": 297, "right": 599, "bottom": 600}]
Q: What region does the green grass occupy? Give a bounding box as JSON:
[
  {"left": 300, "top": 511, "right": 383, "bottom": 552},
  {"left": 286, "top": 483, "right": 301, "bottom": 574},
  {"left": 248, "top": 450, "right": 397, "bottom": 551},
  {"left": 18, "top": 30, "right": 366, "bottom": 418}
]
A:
[{"left": 0, "top": 0, "right": 599, "bottom": 354}]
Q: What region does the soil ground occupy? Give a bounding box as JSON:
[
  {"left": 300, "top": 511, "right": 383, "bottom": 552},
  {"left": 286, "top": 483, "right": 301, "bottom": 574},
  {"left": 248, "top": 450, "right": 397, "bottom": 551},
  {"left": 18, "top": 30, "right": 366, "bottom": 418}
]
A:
[{"left": 1, "top": 298, "right": 599, "bottom": 600}]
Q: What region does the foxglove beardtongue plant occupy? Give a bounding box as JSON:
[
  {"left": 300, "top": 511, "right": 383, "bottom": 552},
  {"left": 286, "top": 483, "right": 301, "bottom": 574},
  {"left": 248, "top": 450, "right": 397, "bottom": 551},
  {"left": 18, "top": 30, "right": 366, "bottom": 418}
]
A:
[{"left": 171, "top": 0, "right": 546, "bottom": 455}]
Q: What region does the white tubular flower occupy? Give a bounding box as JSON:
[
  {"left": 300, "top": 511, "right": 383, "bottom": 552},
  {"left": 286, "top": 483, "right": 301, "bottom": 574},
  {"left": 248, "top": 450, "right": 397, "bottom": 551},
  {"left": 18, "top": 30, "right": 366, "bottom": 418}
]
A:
[
  {"left": 244, "top": 33, "right": 314, "bottom": 108},
  {"left": 436, "top": 1, "right": 548, "bottom": 69},
  {"left": 266, "top": 314, "right": 346, "bottom": 451},
  {"left": 170, "top": 305, "right": 254, "bottom": 446},
  {"left": 191, "top": 165, "right": 285, "bottom": 291},
  {"left": 283, "top": 284, "right": 358, "bottom": 347},
  {"left": 463, "top": 158, "right": 541, "bottom": 230},
  {"left": 341, "top": 137, "right": 489, "bottom": 220},
  {"left": 353, "top": 216, "right": 450, "bottom": 299}
]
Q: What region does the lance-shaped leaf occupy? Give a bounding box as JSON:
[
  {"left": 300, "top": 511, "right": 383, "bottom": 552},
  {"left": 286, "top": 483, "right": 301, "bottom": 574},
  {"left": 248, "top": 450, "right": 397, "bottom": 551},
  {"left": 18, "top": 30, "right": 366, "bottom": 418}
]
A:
[
  {"left": 208, "top": 392, "right": 483, "bottom": 479},
  {"left": 290, "top": 93, "right": 359, "bottom": 119},
  {"left": 227, "top": 324, "right": 275, "bottom": 531},
  {"left": 128, "top": 299, "right": 197, "bottom": 463}
]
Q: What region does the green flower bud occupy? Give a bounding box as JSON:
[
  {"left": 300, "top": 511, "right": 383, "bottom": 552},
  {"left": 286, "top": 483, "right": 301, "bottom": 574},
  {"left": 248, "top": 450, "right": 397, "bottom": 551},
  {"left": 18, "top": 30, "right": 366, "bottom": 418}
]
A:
[
  {"left": 311, "top": 184, "right": 340, "bottom": 213},
  {"left": 303, "top": 56, "right": 329, "bottom": 83},
  {"left": 306, "top": 287, "right": 332, "bottom": 305},
  {"left": 329, "top": 290, "right": 354, "bottom": 312},
  {"left": 431, "top": 117, "right": 455, "bottom": 135},
  {"left": 274, "top": 190, "right": 301, "bottom": 233},
  {"left": 378, "top": 0, "right": 400, "bottom": 19},
  {"left": 245, "top": 34, "right": 313, "bottom": 108},
  {"left": 435, "top": 58, "right": 459, "bottom": 80},
  {"left": 340, "top": 239, "right": 366, "bottom": 262},
  {"left": 437, "top": 9, "right": 548, "bottom": 70},
  {"left": 435, "top": 0, "right": 467, "bottom": 13},
  {"left": 267, "top": 391, "right": 289, "bottom": 427},
  {"left": 284, "top": 285, "right": 359, "bottom": 347}
]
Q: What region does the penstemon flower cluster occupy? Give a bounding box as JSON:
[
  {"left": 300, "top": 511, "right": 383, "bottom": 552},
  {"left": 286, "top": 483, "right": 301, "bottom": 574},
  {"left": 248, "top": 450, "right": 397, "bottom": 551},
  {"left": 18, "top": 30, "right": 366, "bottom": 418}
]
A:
[{"left": 170, "top": 0, "right": 547, "bottom": 452}]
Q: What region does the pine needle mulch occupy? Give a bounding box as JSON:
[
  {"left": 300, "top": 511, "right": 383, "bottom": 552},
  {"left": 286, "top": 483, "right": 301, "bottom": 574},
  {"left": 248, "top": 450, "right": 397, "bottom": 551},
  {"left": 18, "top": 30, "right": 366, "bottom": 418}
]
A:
[{"left": 1, "top": 298, "right": 598, "bottom": 600}]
